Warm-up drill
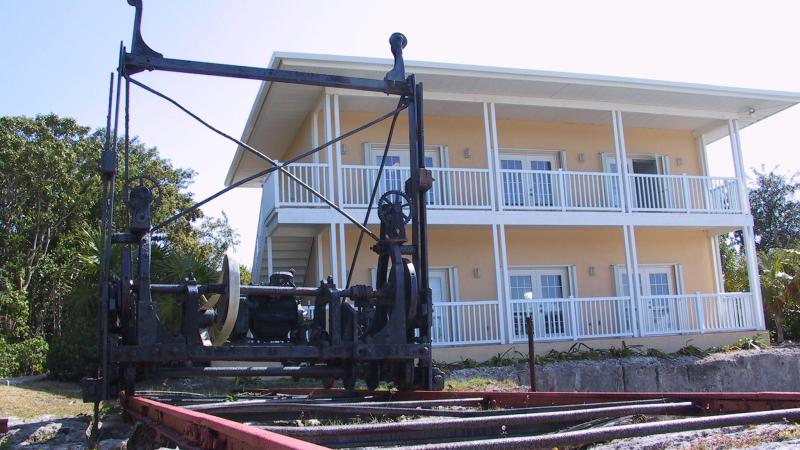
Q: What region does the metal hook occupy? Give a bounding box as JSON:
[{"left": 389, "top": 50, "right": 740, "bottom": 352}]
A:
[{"left": 384, "top": 32, "right": 407, "bottom": 82}]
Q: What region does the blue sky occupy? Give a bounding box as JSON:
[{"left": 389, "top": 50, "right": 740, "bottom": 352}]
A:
[{"left": 3, "top": 1, "right": 800, "bottom": 265}]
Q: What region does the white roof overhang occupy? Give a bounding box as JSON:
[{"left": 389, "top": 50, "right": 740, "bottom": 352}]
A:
[{"left": 226, "top": 53, "right": 800, "bottom": 187}]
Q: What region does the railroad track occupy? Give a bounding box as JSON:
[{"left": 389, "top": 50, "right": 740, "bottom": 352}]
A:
[{"left": 121, "top": 389, "right": 800, "bottom": 449}]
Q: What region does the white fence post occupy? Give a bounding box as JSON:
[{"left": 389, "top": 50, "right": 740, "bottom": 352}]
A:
[
  {"left": 568, "top": 296, "right": 579, "bottom": 340},
  {"left": 695, "top": 291, "right": 705, "bottom": 334},
  {"left": 682, "top": 174, "right": 691, "bottom": 212},
  {"left": 558, "top": 169, "right": 568, "bottom": 211}
]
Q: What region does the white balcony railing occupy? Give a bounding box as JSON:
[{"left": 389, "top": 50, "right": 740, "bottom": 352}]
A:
[
  {"left": 279, "top": 294, "right": 755, "bottom": 347},
  {"left": 431, "top": 300, "right": 502, "bottom": 346},
  {"left": 509, "top": 296, "right": 635, "bottom": 342},
  {"left": 499, "top": 169, "right": 623, "bottom": 211},
  {"left": 629, "top": 174, "right": 742, "bottom": 213},
  {"left": 266, "top": 162, "right": 329, "bottom": 208},
  {"left": 640, "top": 292, "right": 757, "bottom": 335},
  {"left": 262, "top": 163, "right": 743, "bottom": 216},
  {"left": 341, "top": 165, "right": 492, "bottom": 209}
]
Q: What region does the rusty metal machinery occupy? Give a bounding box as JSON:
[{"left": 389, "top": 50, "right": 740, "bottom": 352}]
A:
[{"left": 83, "top": 0, "right": 444, "bottom": 408}]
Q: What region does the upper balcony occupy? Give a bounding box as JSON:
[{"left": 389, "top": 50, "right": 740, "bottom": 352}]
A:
[{"left": 261, "top": 161, "right": 744, "bottom": 222}]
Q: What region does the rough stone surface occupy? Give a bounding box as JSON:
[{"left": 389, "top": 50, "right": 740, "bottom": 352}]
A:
[
  {"left": 0, "top": 414, "right": 133, "bottom": 450},
  {"left": 0, "top": 416, "right": 90, "bottom": 449},
  {"left": 447, "top": 347, "right": 800, "bottom": 392}
]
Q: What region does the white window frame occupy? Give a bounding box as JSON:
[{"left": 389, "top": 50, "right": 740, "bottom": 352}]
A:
[
  {"left": 364, "top": 143, "right": 447, "bottom": 168},
  {"left": 612, "top": 263, "right": 684, "bottom": 297},
  {"left": 602, "top": 153, "right": 667, "bottom": 175}
]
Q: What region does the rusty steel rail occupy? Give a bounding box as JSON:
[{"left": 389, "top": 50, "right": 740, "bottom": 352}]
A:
[
  {"left": 122, "top": 394, "right": 326, "bottom": 450},
  {"left": 401, "top": 407, "right": 800, "bottom": 450},
  {"left": 258, "top": 388, "right": 800, "bottom": 413},
  {"left": 121, "top": 390, "right": 800, "bottom": 449}
]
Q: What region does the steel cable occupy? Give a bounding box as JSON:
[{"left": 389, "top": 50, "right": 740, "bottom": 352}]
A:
[{"left": 126, "top": 76, "right": 407, "bottom": 241}]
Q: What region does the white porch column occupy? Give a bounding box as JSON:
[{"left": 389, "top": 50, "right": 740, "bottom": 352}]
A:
[
  {"left": 611, "top": 111, "right": 631, "bottom": 212},
  {"left": 709, "top": 234, "right": 724, "bottom": 293},
  {"left": 742, "top": 226, "right": 766, "bottom": 329},
  {"left": 622, "top": 226, "right": 639, "bottom": 336},
  {"left": 624, "top": 225, "right": 644, "bottom": 335},
  {"left": 490, "top": 224, "right": 507, "bottom": 344},
  {"left": 266, "top": 236, "right": 273, "bottom": 277},
  {"left": 338, "top": 223, "right": 347, "bottom": 288},
  {"left": 324, "top": 94, "right": 336, "bottom": 209},
  {"left": 333, "top": 95, "right": 349, "bottom": 288},
  {"left": 728, "top": 119, "right": 751, "bottom": 214},
  {"left": 251, "top": 178, "right": 269, "bottom": 282},
  {"left": 333, "top": 94, "right": 344, "bottom": 206},
  {"left": 497, "top": 224, "right": 513, "bottom": 343},
  {"left": 696, "top": 135, "right": 709, "bottom": 177},
  {"left": 316, "top": 231, "right": 324, "bottom": 284},
  {"left": 328, "top": 223, "right": 338, "bottom": 285},
  {"left": 311, "top": 110, "right": 320, "bottom": 163},
  {"left": 482, "top": 103, "right": 498, "bottom": 210},
  {"left": 489, "top": 103, "right": 504, "bottom": 211}
]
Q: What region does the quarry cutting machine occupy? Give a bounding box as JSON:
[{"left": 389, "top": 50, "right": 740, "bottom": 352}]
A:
[{"left": 83, "top": 0, "right": 444, "bottom": 407}]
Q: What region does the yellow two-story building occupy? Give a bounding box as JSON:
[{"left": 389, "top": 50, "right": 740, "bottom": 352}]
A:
[{"left": 225, "top": 54, "right": 800, "bottom": 361}]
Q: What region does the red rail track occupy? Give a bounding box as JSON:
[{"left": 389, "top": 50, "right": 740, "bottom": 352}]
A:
[{"left": 121, "top": 389, "right": 800, "bottom": 449}]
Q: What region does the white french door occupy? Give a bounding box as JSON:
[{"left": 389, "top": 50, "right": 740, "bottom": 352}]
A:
[
  {"left": 429, "top": 269, "right": 455, "bottom": 341},
  {"left": 604, "top": 154, "right": 673, "bottom": 209},
  {"left": 509, "top": 267, "right": 570, "bottom": 338},
  {"left": 373, "top": 149, "right": 441, "bottom": 204},
  {"left": 500, "top": 154, "right": 557, "bottom": 207},
  {"left": 617, "top": 265, "right": 677, "bottom": 333}
]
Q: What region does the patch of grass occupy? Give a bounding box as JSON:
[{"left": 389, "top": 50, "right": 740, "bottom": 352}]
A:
[
  {"left": 437, "top": 335, "right": 771, "bottom": 372},
  {"left": 676, "top": 344, "right": 708, "bottom": 358},
  {"left": 645, "top": 348, "right": 671, "bottom": 359},
  {"left": 779, "top": 425, "right": 800, "bottom": 441},
  {"left": 0, "top": 380, "right": 92, "bottom": 419},
  {"left": 714, "top": 334, "right": 770, "bottom": 352},
  {"left": 444, "top": 377, "right": 519, "bottom": 391}
]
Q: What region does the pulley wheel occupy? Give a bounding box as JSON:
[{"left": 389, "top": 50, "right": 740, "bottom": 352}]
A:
[{"left": 202, "top": 252, "right": 240, "bottom": 346}]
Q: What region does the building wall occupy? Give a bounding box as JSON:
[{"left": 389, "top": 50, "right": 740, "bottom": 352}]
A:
[
  {"left": 333, "top": 225, "right": 714, "bottom": 299},
  {"left": 285, "top": 111, "right": 704, "bottom": 177}
]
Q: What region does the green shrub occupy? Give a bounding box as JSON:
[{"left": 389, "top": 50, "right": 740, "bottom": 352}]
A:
[
  {"left": 16, "top": 336, "right": 48, "bottom": 375},
  {"left": 46, "top": 316, "right": 97, "bottom": 381},
  {"left": 0, "top": 338, "right": 19, "bottom": 377},
  {"left": 0, "top": 336, "right": 48, "bottom": 377}
]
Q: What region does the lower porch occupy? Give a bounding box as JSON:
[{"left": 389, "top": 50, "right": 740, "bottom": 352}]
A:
[{"left": 430, "top": 292, "right": 758, "bottom": 348}]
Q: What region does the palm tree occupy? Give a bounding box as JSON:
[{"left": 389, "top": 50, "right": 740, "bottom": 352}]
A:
[{"left": 758, "top": 248, "right": 800, "bottom": 343}]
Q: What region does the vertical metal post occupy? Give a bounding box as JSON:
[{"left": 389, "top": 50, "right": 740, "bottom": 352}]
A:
[
  {"left": 525, "top": 315, "right": 536, "bottom": 392},
  {"left": 407, "top": 77, "right": 432, "bottom": 388}
]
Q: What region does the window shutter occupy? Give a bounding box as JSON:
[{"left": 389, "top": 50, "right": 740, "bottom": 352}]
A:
[
  {"left": 659, "top": 155, "right": 671, "bottom": 175},
  {"left": 674, "top": 264, "right": 685, "bottom": 294},
  {"left": 568, "top": 265, "right": 578, "bottom": 297},
  {"left": 559, "top": 150, "right": 568, "bottom": 170}
]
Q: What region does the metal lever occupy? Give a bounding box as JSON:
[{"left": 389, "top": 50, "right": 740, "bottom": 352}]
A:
[
  {"left": 127, "top": 0, "right": 163, "bottom": 69},
  {"left": 384, "top": 32, "right": 407, "bottom": 82}
]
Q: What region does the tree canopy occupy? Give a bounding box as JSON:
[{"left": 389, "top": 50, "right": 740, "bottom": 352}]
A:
[
  {"left": 749, "top": 168, "right": 800, "bottom": 251},
  {"left": 0, "top": 114, "right": 239, "bottom": 377}
]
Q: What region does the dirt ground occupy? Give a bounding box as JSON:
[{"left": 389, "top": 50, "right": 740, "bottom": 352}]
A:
[{"left": 2, "top": 347, "right": 800, "bottom": 449}]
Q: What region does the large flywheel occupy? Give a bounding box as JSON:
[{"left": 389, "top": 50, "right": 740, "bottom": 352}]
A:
[{"left": 200, "top": 253, "right": 240, "bottom": 346}]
